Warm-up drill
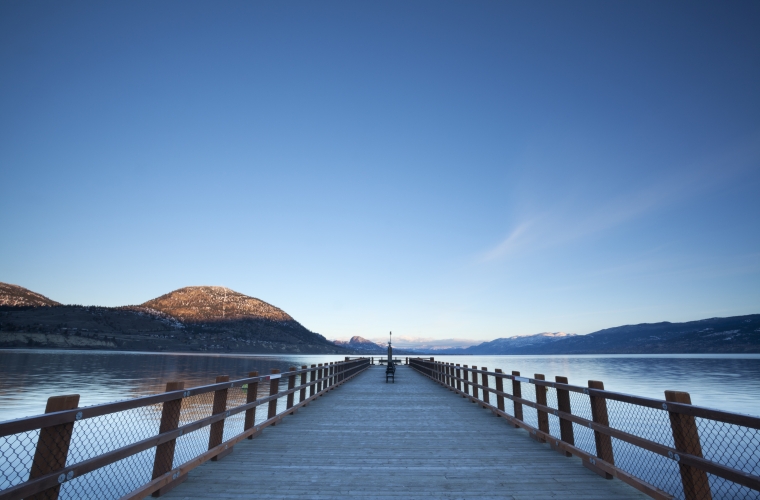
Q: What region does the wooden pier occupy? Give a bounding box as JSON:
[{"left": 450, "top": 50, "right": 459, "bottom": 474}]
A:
[{"left": 162, "top": 365, "right": 645, "bottom": 499}]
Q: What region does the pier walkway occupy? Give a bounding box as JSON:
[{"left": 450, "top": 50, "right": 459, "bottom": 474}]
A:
[{"left": 163, "top": 365, "right": 645, "bottom": 499}]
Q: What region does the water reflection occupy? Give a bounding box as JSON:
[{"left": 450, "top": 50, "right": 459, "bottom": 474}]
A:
[
  {"left": 430, "top": 354, "right": 760, "bottom": 417},
  {"left": 1, "top": 351, "right": 759, "bottom": 422},
  {"left": 0, "top": 350, "right": 351, "bottom": 422}
]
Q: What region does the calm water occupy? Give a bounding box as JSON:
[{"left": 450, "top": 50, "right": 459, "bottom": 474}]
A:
[{"left": 1, "top": 350, "right": 759, "bottom": 422}]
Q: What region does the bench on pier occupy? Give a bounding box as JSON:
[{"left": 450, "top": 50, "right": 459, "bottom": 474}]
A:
[{"left": 385, "top": 361, "right": 395, "bottom": 383}]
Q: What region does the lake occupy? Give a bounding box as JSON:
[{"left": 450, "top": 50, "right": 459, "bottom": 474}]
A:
[{"left": 1, "top": 349, "right": 759, "bottom": 422}]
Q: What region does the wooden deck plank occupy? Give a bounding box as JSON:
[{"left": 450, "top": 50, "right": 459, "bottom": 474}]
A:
[{"left": 162, "top": 365, "right": 647, "bottom": 499}]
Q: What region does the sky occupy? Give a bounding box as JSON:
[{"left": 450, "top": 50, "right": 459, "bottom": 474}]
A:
[{"left": 1, "top": 1, "right": 759, "bottom": 343}]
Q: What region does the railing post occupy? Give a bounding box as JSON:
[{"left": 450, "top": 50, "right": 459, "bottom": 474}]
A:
[
  {"left": 245, "top": 371, "right": 259, "bottom": 440},
  {"left": 447, "top": 363, "right": 453, "bottom": 389},
  {"left": 554, "top": 376, "right": 573, "bottom": 456},
  {"left": 471, "top": 366, "right": 478, "bottom": 401},
  {"left": 299, "top": 366, "right": 307, "bottom": 402},
  {"left": 587, "top": 380, "right": 614, "bottom": 478},
  {"left": 151, "top": 381, "right": 185, "bottom": 496},
  {"left": 268, "top": 369, "right": 281, "bottom": 424},
  {"left": 534, "top": 374, "right": 548, "bottom": 443},
  {"left": 309, "top": 364, "right": 316, "bottom": 398},
  {"left": 318, "top": 364, "right": 324, "bottom": 393},
  {"left": 665, "top": 390, "right": 712, "bottom": 500},
  {"left": 481, "top": 367, "right": 490, "bottom": 407},
  {"left": 209, "top": 375, "right": 231, "bottom": 461},
  {"left": 28, "top": 394, "right": 80, "bottom": 500},
  {"left": 287, "top": 367, "right": 296, "bottom": 413},
  {"left": 456, "top": 364, "right": 462, "bottom": 392},
  {"left": 494, "top": 369, "right": 505, "bottom": 415},
  {"left": 462, "top": 365, "right": 469, "bottom": 397},
  {"left": 511, "top": 371, "right": 523, "bottom": 427}
]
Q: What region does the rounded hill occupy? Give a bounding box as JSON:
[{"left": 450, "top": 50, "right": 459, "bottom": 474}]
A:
[
  {"left": 0, "top": 282, "right": 60, "bottom": 307},
  {"left": 141, "top": 286, "right": 292, "bottom": 323}
]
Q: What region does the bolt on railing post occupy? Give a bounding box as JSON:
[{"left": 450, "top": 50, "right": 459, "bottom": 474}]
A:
[
  {"left": 299, "top": 366, "right": 307, "bottom": 403},
  {"left": 534, "top": 374, "right": 548, "bottom": 443},
  {"left": 462, "top": 365, "right": 470, "bottom": 397},
  {"left": 587, "top": 380, "right": 614, "bottom": 478},
  {"left": 268, "top": 369, "right": 281, "bottom": 424},
  {"left": 245, "top": 371, "right": 259, "bottom": 440},
  {"left": 151, "top": 381, "right": 185, "bottom": 496},
  {"left": 554, "top": 376, "right": 574, "bottom": 456},
  {"left": 309, "top": 364, "right": 316, "bottom": 398},
  {"left": 28, "top": 394, "right": 80, "bottom": 500},
  {"left": 481, "top": 368, "right": 490, "bottom": 407},
  {"left": 286, "top": 367, "right": 296, "bottom": 413},
  {"left": 665, "top": 390, "right": 712, "bottom": 500},
  {"left": 471, "top": 366, "right": 479, "bottom": 401},
  {"left": 209, "top": 375, "right": 231, "bottom": 461},
  {"left": 512, "top": 371, "right": 523, "bottom": 427},
  {"left": 494, "top": 369, "right": 505, "bottom": 415},
  {"left": 455, "top": 364, "right": 462, "bottom": 392}
]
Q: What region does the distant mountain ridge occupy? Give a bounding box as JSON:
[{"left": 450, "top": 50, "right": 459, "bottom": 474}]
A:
[
  {"left": 433, "top": 332, "right": 577, "bottom": 354},
  {"left": 333, "top": 336, "right": 387, "bottom": 354},
  {"left": 437, "top": 316, "right": 760, "bottom": 355}
]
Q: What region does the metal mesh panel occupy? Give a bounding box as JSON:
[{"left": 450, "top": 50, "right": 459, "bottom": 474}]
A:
[
  {"left": 568, "top": 390, "right": 596, "bottom": 456},
  {"left": 68, "top": 403, "right": 163, "bottom": 464},
  {"left": 520, "top": 382, "right": 538, "bottom": 429},
  {"left": 606, "top": 399, "right": 674, "bottom": 447},
  {"left": 611, "top": 435, "right": 683, "bottom": 498},
  {"left": 707, "top": 472, "right": 760, "bottom": 500},
  {"left": 222, "top": 387, "right": 247, "bottom": 443},
  {"left": 502, "top": 377, "right": 515, "bottom": 417},
  {"left": 545, "top": 387, "right": 562, "bottom": 439},
  {"left": 696, "top": 418, "right": 760, "bottom": 500},
  {"left": 696, "top": 418, "right": 760, "bottom": 478},
  {"left": 0, "top": 429, "right": 38, "bottom": 490},
  {"left": 60, "top": 448, "right": 155, "bottom": 500}
]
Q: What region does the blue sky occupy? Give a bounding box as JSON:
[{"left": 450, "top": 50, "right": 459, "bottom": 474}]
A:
[{"left": 1, "top": 1, "right": 759, "bottom": 342}]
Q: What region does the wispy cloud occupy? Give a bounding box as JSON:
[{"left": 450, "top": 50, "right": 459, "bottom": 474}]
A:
[{"left": 479, "top": 134, "right": 760, "bottom": 262}]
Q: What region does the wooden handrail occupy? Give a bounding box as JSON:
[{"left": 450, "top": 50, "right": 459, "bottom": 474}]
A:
[
  {"left": 0, "top": 358, "right": 371, "bottom": 500},
  {"left": 0, "top": 362, "right": 361, "bottom": 438},
  {"left": 409, "top": 358, "right": 760, "bottom": 499}
]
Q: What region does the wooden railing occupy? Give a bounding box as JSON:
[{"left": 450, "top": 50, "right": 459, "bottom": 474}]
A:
[
  {"left": 409, "top": 358, "right": 760, "bottom": 500},
  {"left": 0, "top": 358, "right": 370, "bottom": 500}
]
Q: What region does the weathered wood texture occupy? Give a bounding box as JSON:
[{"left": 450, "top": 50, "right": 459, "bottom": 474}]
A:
[{"left": 162, "top": 366, "right": 647, "bottom": 500}]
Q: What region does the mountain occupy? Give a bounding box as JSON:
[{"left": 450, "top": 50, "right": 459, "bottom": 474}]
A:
[
  {"left": 434, "top": 332, "right": 577, "bottom": 354},
  {"left": 0, "top": 283, "right": 349, "bottom": 354},
  {"left": 142, "top": 286, "right": 292, "bottom": 323},
  {"left": 333, "top": 336, "right": 387, "bottom": 354},
  {"left": 140, "top": 286, "right": 340, "bottom": 352},
  {"left": 0, "top": 283, "right": 60, "bottom": 307},
  {"left": 448, "top": 316, "right": 760, "bottom": 355},
  {"left": 510, "top": 315, "right": 760, "bottom": 354}
]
